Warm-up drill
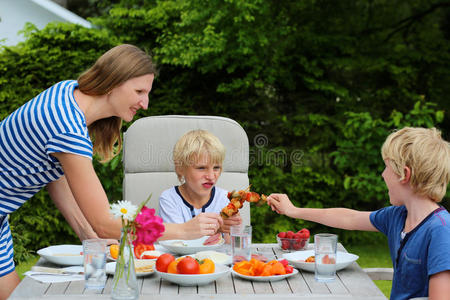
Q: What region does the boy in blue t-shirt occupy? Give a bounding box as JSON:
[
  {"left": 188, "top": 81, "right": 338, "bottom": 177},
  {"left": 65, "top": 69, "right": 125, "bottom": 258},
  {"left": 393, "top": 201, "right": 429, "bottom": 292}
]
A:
[{"left": 267, "top": 127, "right": 450, "bottom": 299}]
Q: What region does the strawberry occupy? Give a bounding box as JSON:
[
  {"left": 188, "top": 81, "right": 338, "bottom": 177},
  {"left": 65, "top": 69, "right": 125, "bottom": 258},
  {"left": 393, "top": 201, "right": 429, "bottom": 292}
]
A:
[
  {"left": 281, "top": 239, "right": 290, "bottom": 250},
  {"left": 277, "top": 232, "right": 287, "bottom": 238},
  {"left": 286, "top": 231, "right": 295, "bottom": 239}
]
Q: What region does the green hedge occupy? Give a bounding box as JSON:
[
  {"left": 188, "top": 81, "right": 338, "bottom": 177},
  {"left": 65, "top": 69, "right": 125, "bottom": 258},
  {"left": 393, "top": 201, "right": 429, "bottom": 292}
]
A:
[{"left": 2, "top": 0, "right": 450, "bottom": 263}]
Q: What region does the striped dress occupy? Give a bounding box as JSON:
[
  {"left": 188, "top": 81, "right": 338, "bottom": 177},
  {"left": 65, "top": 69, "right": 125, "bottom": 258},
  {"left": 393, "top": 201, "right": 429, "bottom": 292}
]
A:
[{"left": 0, "top": 80, "right": 93, "bottom": 276}]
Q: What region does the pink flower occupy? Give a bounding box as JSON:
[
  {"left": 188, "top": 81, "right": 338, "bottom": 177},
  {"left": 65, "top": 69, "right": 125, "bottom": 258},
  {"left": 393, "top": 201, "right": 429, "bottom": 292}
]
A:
[{"left": 133, "top": 206, "right": 165, "bottom": 246}]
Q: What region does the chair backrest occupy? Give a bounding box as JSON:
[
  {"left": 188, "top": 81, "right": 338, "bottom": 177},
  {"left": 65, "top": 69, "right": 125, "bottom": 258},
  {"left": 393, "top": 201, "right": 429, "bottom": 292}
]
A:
[{"left": 122, "top": 115, "right": 251, "bottom": 226}]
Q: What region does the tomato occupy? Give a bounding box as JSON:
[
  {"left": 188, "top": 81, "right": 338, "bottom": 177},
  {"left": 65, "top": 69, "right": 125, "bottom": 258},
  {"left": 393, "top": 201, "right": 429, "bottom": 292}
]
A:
[
  {"left": 284, "top": 265, "right": 294, "bottom": 274},
  {"left": 177, "top": 256, "right": 200, "bottom": 274},
  {"left": 134, "top": 243, "right": 155, "bottom": 259},
  {"left": 167, "top": 260, "right": 178, "bottom": 274},
  {"left": 109, "top": 245, "right": 119, "bottom": 260},
  {"left": 156, "top": 253, "right": 175, "bottom": 272},
  {"left": 199, "top": 258, "right": 215, "bottom": 274}
]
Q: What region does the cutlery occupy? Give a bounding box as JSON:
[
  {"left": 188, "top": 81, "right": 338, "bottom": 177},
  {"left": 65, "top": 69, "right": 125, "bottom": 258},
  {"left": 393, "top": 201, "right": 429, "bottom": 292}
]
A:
[{"left": 31, "top": 266, "right": 84, "bottom": 275}]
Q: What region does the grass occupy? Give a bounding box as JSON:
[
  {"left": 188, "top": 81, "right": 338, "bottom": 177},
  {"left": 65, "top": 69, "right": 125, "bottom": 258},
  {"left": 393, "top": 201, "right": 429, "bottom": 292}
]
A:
[
  {"left": 346, "top": 242, "right": 393, "bottom": 298},
  {"left": 15, "top": 242, "right": 393, "bottom": 297},
  {"left": 15, "top": 255, "right": 40, "bottom": 279}
]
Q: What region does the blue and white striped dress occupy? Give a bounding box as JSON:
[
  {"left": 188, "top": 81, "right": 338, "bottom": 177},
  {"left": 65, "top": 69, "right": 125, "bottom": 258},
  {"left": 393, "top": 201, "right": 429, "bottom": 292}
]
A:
[{"left": 0, "top": 80, "right": 93, "bottom": 276}]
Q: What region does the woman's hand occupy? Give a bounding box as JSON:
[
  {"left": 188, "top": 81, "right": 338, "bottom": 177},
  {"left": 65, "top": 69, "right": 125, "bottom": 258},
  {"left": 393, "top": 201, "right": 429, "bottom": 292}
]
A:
[
  {"left": 182, "top": 212, "right": 224, "bottom": 239},
  {"left": 220, "top": 213, "right": 242, "bottom": 233},
  {"left": 266, "top": 193, "right": 297, "bottom": 217}
]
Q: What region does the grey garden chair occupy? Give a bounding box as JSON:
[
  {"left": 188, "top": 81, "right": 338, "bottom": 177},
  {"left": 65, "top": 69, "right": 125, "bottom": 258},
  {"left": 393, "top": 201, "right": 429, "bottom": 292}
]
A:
[{"left": 122, "top": 115, "right": 251, "bottom": 226}]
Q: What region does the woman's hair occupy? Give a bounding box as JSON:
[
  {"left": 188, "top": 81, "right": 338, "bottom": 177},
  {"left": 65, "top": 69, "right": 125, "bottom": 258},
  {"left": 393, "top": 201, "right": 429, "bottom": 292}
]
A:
[
  {"left": 173, "top": 130, "right": 226, "bottom": 182},
  {"left": 78, "top": 44, "right": 157, "bottom": 162},
  {"left": 381, "top": 127, "right": 450, "bottom": 202}
]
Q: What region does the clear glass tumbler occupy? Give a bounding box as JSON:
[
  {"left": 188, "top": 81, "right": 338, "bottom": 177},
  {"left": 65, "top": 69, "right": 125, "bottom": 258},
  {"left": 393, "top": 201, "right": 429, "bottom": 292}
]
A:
[
  {"left": 82, "top": 239, "right": 107, "bottom": 289},
  {"left": 314, "top": 233, "right": 338, "bottom": 282},
  {"left": 231, "top": 225, "right": 252, "bottom": 264}
]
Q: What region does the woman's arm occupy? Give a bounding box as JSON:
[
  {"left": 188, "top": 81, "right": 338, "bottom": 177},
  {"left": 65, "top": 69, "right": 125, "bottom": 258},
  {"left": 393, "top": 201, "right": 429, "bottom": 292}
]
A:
[
  {"left": 267, "top": 193, "right": 377, "bottom": 231},
  {"left": 51, "top": 152, "right": 121, "bottom": 239},
  {"left": 429, "top": 270, "right": 450, "bottom": 299},
  {"left": 47, "top": 176, "right": 100, "bottom": 241}
]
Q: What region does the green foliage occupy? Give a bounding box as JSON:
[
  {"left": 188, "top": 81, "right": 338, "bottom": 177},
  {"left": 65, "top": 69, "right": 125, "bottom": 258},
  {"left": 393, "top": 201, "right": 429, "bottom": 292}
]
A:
[{"left": 2, "top": 0, "right": 450, "bottom": 262}]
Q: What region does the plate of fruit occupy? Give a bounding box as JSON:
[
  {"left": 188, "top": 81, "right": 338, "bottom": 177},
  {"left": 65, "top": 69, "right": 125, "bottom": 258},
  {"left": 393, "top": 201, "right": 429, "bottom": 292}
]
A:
[
  {"left": 282, "top": 250, "right": 359, "bottom": 272},
  {"left": 155, "top": 254, "right": 230, "bottom": 286},
  {"left": 277, "top": 228, "right": 310, "bottom": 251},
  {"left": 232, "top": 258, "right": 297, "bottom": 281}
]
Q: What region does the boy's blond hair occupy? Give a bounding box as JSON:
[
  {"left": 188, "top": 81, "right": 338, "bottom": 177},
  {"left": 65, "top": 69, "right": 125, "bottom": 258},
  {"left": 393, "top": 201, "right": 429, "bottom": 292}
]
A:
[
  {"left": 381, "top": 127, "right": 450, "bottom": 202},
  {"left": 173, "top": 130, "right": 225, "bottom": 182}
]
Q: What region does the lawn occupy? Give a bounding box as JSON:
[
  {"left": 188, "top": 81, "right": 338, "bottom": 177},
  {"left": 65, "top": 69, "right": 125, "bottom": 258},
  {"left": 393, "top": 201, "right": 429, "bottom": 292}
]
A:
[
  {"left": 346, "top": 242, "right": 393, "bottom": 298},
  {"left": 15, "top": 242, "right": 392, "bottom": 297}
]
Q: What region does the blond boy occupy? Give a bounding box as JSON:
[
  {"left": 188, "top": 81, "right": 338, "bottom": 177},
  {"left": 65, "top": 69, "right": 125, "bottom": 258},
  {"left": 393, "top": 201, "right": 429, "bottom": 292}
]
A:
[
  {"left": 267, "top": 127, "right": 450, "bottom": 299},
  {"left": 159, "top": 130, "right": 241, "bottom": 236}
]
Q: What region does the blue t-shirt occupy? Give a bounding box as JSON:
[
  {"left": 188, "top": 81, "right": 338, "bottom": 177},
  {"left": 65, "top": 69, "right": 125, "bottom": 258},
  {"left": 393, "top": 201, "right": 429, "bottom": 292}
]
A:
[
  {"left": 158, "top": 186, "right": 229, "bottom": 223},
  {"left": 370, "top": 205, "right": 450, "bottom": 300}
]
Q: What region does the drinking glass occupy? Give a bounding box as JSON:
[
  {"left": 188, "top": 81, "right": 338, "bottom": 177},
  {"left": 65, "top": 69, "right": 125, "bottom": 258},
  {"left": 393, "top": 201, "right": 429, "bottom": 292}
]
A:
[
  {"left": 314, "top": 233, "right": 338, "bottom": 282},
  {"left": 83, "top": 239, "right": 107, "bottom": 289},
  {"left": 230, "top": 225, "right": 252, "bottom": 264}
]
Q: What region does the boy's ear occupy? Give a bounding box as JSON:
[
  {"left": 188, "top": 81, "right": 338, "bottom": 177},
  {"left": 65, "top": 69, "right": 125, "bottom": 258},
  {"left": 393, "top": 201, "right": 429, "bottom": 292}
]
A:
[{"left": 401, "top": 166, "right": 411, "bottom": 184}]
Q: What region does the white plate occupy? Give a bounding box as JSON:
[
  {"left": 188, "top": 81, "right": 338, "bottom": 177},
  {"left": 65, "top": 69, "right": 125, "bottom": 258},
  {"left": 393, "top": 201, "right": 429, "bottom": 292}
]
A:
[
  {"left": 37, "top": 245, "right": 83, "bottom": 266},
  {"left": 156, "top": 264, "right": 230, "bottom": 286},
  {"left": 107, "top": 244, "right": 166, "bottom": 261},
  {"left": 231, "top": 268, "right": 298, "bottom": 282},
  {"left": 159, "top": 236, "right": 225, "bottom": 255},
  {"left": 282, "top": 250, "right": 359, "bottom": 272},
  {"left": 106, "top": 260, "right": 155, "bottom": 277}
]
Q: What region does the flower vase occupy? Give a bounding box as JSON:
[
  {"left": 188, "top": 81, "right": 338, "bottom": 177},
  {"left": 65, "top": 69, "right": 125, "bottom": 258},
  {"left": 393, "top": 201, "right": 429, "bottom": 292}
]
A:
[{"left": 111, "top": 230, "right": 138, "bottom": 300}]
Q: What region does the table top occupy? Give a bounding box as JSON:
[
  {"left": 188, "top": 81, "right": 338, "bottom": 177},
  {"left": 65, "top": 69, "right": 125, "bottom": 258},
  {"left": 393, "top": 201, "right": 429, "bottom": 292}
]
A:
[{"left": 9, "top": 243, "right": 387, "bottom": 300}]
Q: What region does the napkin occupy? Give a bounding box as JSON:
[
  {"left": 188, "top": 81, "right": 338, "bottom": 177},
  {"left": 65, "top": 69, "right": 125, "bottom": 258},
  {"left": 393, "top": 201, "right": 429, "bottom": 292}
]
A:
[{"left": 25, "top": 266, "right": 85, "bottom": 283}]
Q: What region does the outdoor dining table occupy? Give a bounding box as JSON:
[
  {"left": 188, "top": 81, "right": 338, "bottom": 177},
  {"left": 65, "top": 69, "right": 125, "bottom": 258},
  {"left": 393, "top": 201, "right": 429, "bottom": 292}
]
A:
[{"left": 9, "top": 243, "right": 387, "bottom": 300}]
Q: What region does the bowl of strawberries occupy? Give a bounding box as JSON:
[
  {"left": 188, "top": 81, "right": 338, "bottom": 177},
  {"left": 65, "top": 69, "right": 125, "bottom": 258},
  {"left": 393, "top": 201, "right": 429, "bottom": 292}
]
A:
[{"left": 277, "top": 228, "right": 310, "bottom": 251}]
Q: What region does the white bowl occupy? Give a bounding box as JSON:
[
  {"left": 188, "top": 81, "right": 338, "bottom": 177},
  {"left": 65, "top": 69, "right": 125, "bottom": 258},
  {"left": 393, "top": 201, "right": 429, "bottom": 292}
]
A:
[
  {"left": 156, "top": 264, "right": 230, "bottom": 286},
  {"left": 159, "top": 236, "right": 224, "bottom": 255},
  {"left": 282, "top": 250, "right": 359, "bottom": 272},
  {"left": 37, "top": 245, "right": 84, "bottom": 266}
]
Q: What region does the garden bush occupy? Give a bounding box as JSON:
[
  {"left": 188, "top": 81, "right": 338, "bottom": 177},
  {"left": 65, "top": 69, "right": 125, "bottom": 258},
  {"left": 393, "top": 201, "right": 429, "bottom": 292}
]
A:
[{"left": 1, "top": 0, "right": 449, "bottom": 263}]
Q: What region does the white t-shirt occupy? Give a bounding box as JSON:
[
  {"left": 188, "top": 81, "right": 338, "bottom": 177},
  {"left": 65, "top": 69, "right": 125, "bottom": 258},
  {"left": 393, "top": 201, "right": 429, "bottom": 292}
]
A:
[{"left": 158, "top": 186, "right": 229, "bottom": 223}]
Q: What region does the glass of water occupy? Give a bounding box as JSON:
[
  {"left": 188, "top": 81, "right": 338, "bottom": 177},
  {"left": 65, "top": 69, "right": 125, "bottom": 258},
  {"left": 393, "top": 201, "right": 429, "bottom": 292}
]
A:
[
  {"left": 314, "top": 233, "right": 338, "bottom": 282},
  {"left": 83, "top": 239, "right": 107, "bottom": 289},
  {"left": 231, "top": 225, "right": 252, "bottom": 264}
]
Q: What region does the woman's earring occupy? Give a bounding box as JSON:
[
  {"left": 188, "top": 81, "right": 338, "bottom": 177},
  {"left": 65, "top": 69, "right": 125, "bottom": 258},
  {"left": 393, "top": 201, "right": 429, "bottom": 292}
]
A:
[{"left": 180, "top": 176, "right": 185, "bottom": 184}]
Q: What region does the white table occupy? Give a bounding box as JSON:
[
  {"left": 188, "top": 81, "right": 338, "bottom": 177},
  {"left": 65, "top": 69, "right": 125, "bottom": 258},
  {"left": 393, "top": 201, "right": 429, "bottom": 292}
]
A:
[{"left": 9, "top": 243, "right": 387, "bottom": 300}]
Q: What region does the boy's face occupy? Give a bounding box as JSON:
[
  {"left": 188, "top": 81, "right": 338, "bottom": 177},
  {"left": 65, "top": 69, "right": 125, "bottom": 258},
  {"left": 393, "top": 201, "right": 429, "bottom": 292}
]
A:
[
  {"left": 181, "top": 153, "right": 222, "bottom": 199},
  {"left": 382, "top": 159, "right": 404, "bottom": 206}
]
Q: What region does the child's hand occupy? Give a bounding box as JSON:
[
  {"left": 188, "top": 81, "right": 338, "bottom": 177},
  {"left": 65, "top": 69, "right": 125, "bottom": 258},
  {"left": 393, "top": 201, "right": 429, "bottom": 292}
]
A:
[
  {"left": 184, "top": 212, "right": 223, "bottom": 238},
  {"left": 220, "top": 213, "right": 242, "bottom": 233},
  {"left": 266, "top": 193, "right": 296, "bottom": 217}
]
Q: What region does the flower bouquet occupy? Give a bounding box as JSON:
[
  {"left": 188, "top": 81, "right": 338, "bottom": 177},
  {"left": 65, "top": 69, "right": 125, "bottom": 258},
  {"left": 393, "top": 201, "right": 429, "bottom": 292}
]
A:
[{"left": 110, "top": 194, "right": 164, "bottom": 300}]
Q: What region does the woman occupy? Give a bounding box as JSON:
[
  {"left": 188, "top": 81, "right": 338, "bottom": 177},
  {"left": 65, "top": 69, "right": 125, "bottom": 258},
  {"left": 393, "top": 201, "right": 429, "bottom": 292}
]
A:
[{"left": 0, "top": 44, "right": 221, "bottom": 299}]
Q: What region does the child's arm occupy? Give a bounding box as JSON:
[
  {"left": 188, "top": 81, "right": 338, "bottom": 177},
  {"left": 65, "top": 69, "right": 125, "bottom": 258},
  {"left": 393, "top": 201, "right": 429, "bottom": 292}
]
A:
[
  {"left": 267, "top": 193, "right": 377, "bottom": 231},
  {"left": 429, "top": 270, "right": 450, "bottom": 299}
]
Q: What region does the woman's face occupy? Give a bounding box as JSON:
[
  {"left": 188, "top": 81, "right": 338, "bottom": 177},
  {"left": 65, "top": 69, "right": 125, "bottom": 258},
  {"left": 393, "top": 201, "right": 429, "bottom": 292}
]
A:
[{"left": 109, "top": 74, "right": 154, "bottom": 122}]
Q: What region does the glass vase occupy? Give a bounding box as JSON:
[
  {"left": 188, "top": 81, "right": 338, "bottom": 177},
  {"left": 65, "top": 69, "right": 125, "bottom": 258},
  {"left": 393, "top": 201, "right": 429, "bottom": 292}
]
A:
[{"left": 111, "top": 230, "right": 138, "bottom": 300}]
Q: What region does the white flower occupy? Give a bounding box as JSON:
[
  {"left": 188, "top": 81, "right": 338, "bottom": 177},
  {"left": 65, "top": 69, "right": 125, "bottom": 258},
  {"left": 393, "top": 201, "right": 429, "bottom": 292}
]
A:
[{"left": 110, "top": 200, "right": 138, "bottom": 221}]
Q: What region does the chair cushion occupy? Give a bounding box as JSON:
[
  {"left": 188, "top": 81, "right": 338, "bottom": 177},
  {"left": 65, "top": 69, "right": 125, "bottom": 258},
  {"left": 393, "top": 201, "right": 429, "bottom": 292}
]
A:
[{"left": 123, "top": 115, "right": 249, "bottom": 173}]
